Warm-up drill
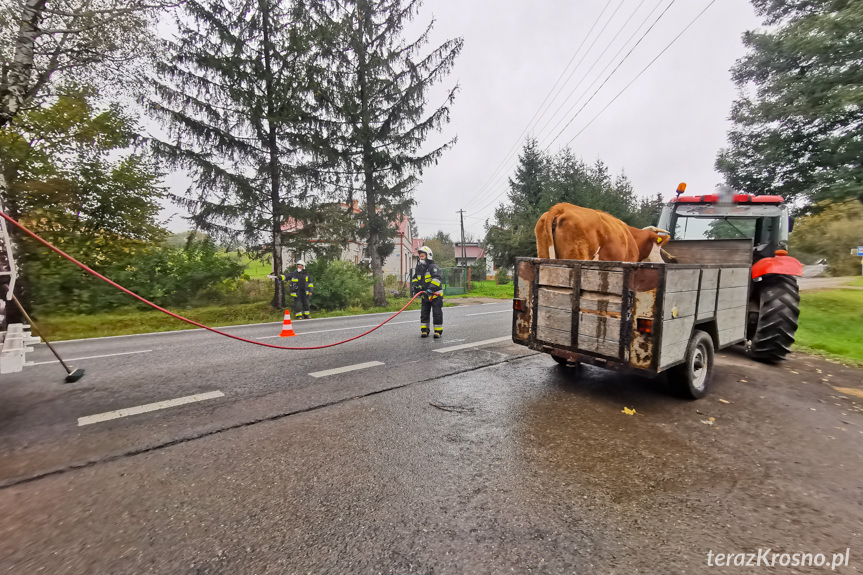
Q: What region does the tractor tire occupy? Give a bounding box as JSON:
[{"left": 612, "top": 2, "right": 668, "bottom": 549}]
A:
[{"left": 747, "top": 275, "right": 800, "bottom": 363}]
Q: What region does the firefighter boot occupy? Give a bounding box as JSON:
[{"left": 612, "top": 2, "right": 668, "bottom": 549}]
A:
[
  {"left": 433, "top": 327, "right": 442, "bottom": 339},
  {"left": 421, "top": 326, "right": 430, "bottom": 338}
]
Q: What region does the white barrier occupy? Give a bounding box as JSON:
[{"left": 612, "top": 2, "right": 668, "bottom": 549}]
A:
[{"left": 0, "top": 323, "right": 41, "bottom": 374}]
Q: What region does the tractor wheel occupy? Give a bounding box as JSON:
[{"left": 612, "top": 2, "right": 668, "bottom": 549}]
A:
[{"left": 747, "top": 275, "right": 800, "bottom": 363}]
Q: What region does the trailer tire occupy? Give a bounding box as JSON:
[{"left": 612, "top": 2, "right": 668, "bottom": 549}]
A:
[
  {"left": 747, "top": 275, "right": 799, "bottom": 363},
  {"left": 669, "top": 330, "right": 713, "bottom": 399},
  {"left": 552, "top": 355, "right": 578, "bottom": 368}
]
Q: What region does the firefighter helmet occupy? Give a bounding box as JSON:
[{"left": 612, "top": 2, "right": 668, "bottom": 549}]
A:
[
  {"left": 296, "top": 260, "right": 306, "bottom": 268},
  {"left": 418, "top": 246, "right": 433, "bottom": 259}
]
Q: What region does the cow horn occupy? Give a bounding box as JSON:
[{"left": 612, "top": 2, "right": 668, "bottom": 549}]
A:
[{"left": 643, "top": 226, "right": 670, "bottom": 235}]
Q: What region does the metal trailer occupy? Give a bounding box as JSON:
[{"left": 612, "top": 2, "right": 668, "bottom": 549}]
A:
[{"left": 511, "top": 239, "right": 754, "bottom": 398}]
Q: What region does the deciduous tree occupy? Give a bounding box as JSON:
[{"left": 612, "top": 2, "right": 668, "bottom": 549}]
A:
[{"left": 716, "top": 0, "right": 863, "bottom": 211}]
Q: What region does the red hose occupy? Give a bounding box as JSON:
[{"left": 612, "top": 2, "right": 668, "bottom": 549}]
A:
[{"left": 0, "top": 211, "right": 423, "bottom": 350}]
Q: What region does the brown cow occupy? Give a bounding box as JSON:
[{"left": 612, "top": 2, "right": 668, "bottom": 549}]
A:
[{"left": 535, "top": 203, "right": 670, "bottom": 262}]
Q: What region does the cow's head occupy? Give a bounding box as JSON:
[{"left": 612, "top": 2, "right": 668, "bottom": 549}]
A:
[{"left": 640, "top": 226, "right": 671, "bottom": 262}]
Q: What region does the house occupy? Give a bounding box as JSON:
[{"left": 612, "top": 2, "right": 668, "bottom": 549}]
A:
[
  {"left": 280, "top": 201, "right": 418, "bottom": 285},
  {"left": 453, "top": 242, "right": 485, "bottom": 267}
]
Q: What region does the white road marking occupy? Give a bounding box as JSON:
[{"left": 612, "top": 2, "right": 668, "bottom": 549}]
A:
[
  {"left": 77, "top": 391, "right": 225, "bottom": 426},
  {"left": 31, "top": 349, "right": 152, "bottom": 366},
  {"left": 433, "top": 336, "right": 513, "bottom": 353},
  {"left": 309, "top": 361, "right": 385, "bottom": 378},
  {"left": 257, "top": 320, "right": 413, "bottom": 340},
  {"left": 466, "top": 310, "right": 511, "bottom": 316}
]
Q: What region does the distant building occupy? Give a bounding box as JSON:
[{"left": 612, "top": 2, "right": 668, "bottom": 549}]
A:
[
  {"left": 281, "top": 201, "right": 418, "bottom": 284},
  {"left": 453, "top": 242, "right": 485, "bottom": 267}
]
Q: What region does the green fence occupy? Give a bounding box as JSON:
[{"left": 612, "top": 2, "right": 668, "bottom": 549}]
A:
[{"left": 442, "top": 267, "right": 467, "bottom": 296}]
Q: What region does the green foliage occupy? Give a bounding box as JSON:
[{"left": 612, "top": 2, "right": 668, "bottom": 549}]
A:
[
  {"left": 470, "top": 258, "right": 487, "bottom": 281},
  {"left": 495, "top": 266, "right": 511, "bottom": 285},
  {"left": 485, "top": 138, "right": 654, "bottom": 267},
  {"left": 423, "top": 238, "right": 455, "bottom": 268},
  {"left": 312, "top": 0, "right": 463, "bottom": 306},
  {"left": 716, "top": 0, "right": 863, "bottom": 211},
  {"left": 789, "top": 199, "right": 863, "bottom": 275},
  {"left": 31, "top": 237, "right": 246, "bottom": 314},
  {"left": 304, "top": 258, "right": 374, "bottom": 310}
]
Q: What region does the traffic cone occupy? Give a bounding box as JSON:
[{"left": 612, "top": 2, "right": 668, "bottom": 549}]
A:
[{"left": 279, "top": 310, "right": 297, "bottom": 337}]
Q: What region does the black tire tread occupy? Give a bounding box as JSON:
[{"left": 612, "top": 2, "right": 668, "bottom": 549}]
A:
[{"left": 748, "top": 275, "right": 800, "bottom": 362}]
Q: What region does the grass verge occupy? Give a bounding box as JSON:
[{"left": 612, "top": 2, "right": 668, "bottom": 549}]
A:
[
  {"left": 37, "top": 297, "right": 427, "bottom": 341},
  {"left": 450, "top": 280, "right": 514, "bottom": 299},
  {"left": 793, "top": 288, "right": 863, "bottom": 365}
]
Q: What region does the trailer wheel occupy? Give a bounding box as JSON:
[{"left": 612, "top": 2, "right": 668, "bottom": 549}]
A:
[
  {"left": 552, "top": 355, "right": 578, "bottom": 368},
  {"left": 669, "top": 329, "right": 714, "bottom": 399},
  {"left": 747, "top": 275, "right": 799, "bottom": 363}
]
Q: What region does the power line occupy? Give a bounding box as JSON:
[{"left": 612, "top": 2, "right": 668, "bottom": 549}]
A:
[
  {"left": 466, "top": 0, "right": 670, "bottom": 215},
  {"left": 562, "top": 0, "right": 719, "bottom": 149},
  {"left": 462, "top": 1, "right": 617, "bottom": 211}
]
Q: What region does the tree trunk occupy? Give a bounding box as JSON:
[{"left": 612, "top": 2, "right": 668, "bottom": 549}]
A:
[
  {"left": 1, "top": 0, "right": 46, "bottom": 128},
  {"left": 365, "top": 176, "right": 387, "bottom": 307},
  {"left": 262, "top": 0, "right": 285, "bottom": 310}
]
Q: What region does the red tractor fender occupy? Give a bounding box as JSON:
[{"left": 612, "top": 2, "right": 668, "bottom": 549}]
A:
[{"left": 751, "top": 254, "right": 804, "bottom": 279}]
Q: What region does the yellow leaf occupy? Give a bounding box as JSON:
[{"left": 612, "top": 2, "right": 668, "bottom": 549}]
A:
[{"left": 622, "top": 407, "right": 637, "bottom": 416}]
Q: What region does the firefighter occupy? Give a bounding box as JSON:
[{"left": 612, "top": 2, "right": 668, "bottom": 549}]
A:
[
  {"left": 270, "top": 261, "right": 314, "bottom": 319},
  {"left": 411, "top": 246, "right": 443, "bottom": 338}
]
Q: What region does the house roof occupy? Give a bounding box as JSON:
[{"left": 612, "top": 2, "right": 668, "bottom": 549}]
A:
[{"left": 454, "top": 243, "right": 485, "bottom": 259}]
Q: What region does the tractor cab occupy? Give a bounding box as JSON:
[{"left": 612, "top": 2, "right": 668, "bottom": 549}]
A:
[
  {"left": 657, "top": 184, "right": 802, "bottom": 363},
  {"left": 657, "top": 189, "right": 791, "bottom": 264}
]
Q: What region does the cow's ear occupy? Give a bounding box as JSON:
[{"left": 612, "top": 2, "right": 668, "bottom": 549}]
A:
[{"left": 656, "top": 234, "right": 670, "bottom": 245}]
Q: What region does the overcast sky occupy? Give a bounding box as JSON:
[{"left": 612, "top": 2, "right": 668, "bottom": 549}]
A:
[{"left": 160, "top": 0, "right": 762, "bottom": 242}]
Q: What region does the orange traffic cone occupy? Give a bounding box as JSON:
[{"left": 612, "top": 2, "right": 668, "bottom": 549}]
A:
[{"left": 279, "top": 310, "right": 297, "bottom": 337}]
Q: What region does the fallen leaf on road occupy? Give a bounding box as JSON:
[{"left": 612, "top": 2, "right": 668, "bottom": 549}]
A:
[
  {"left": 739, "top": 379, "right": 747, "bottom": 383},
  {"left": 701, "top": 419, "right": 714, "bottom": 426},
  {"left": 622, "top": 407, "right": 637, "bottom": 416},
  {"left": 718, "top": 398, "right": 731, "bottom": 404},
  {"left": 832, "top": 386, "right": 863, "bottom": 399}
]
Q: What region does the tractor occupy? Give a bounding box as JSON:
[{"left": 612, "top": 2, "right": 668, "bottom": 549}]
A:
[{"left": 656, "top": 184, "right": 803, "bottom": 363}]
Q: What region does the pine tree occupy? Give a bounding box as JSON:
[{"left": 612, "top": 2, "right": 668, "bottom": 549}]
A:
[
  {"left": 313, "top": 0, "right": 463, "bottom": 306},
  {"left": 150, "top": 0, "right": 332, "bottom": 308},
  {"left": 485, "top": 139, "right": 548, "bottom": 268},
  {"left": 716, "top": 0, "right": 863, "bottom": 211}
]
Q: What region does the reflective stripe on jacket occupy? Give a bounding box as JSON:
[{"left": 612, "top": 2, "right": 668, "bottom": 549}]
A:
[{"left": 412, "top": 260, "right": 443, "bottom": 297}]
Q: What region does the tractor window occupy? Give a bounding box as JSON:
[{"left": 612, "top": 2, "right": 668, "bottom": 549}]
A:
[{"left": 674, "top": 216, "right": 759, "bottom": 241}]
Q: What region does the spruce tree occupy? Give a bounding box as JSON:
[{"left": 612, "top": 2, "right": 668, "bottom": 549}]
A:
[
  {"left": 313, "top": 0, "right": 463, "bottom": 306},
  {"left": 150, "top": 0, "right": 329, "bottom": 308}
]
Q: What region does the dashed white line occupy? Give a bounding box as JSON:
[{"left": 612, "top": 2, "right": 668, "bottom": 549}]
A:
[
  {"left": 466, "top": 310, "right": 511, "bottom": 316},
  {"left": 433, "top": 336, "right": 512, "bottom": 353},
  {"left": 31, "top": 349, "right": 152, "bottom": 366},
  {"left": 77, "top": 391, "right": 225, "bottom": 426},
  {"left": 309, "top": 361, "right": 385, "bottom": 378},
  {"left": 256, "top": 320, "right": 413, "bottom": 340}
]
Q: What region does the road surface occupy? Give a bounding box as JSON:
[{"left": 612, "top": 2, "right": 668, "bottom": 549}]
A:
[{"left": 1, "top": 298, "right": 862, "bottom": 574}]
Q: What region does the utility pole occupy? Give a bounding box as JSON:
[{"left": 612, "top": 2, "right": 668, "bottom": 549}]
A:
[{"left": 457, "top": 209, "right": 470, "bottom": 290}]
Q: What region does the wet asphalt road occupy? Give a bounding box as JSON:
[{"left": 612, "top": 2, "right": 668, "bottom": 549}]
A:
[{"left": 1, "top": 300, "right": 863, "bottom": 574}]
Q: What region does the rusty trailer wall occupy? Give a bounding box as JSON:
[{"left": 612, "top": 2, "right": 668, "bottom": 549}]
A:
[
  {"left": 513, "top": 258, "right": 662, "bottom": 372},
  {"left": 513, "top": 257, "right": 750, "bottom": 374}
]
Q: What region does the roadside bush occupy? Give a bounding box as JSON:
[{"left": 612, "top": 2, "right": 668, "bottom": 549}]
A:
[
  {"left": 304, "top": 258, "right": 374, "bottom": 310},
  {"left": 495, "top": 266, "right": 511, "bottom": 285},
  {"left": 30, "top": 237, "right": 246, "bottom": 314},
  {"left": 471, "top": 258, "right": 486, "bottom": 281}
]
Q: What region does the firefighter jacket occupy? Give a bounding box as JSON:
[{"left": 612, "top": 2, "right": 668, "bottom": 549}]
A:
[
  {"left": 411, "top": 260, "right": 442, "bottom": 298},
  {"left": 279, "top": 270, "right": 313, "bottom": 296}
]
